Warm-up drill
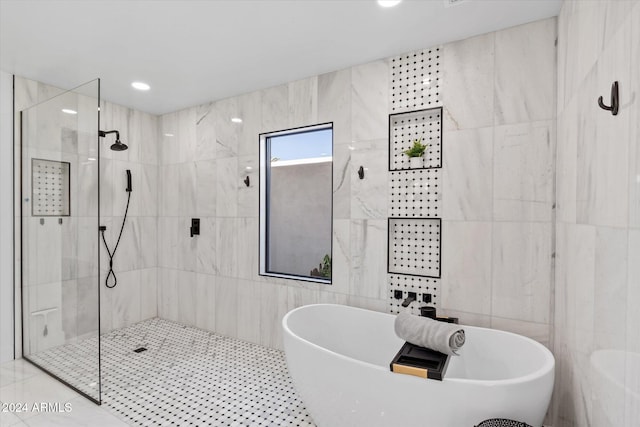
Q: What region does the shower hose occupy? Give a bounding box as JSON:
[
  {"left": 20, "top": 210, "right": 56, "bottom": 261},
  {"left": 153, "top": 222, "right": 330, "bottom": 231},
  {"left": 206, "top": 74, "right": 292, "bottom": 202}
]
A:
[{"left": 101, "top": 190, "right": 131, "bottom": 289}]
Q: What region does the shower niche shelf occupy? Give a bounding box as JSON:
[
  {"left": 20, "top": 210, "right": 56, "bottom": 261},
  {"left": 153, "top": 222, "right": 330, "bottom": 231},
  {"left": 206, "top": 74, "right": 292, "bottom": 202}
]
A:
[
  {"left": 389, "top": 107, "right": 442, "bottom": 171},
  {"left": 387, "top": 217, "right": 441, "bottom": 278},
  {"left": 31, "top": 158, "right": 70, "bottom": 217}
]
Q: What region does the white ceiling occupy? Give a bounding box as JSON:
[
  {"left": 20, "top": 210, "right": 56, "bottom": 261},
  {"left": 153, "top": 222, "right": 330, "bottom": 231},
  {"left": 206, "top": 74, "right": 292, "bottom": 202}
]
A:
[{"left": 0, "top": 0, "right": 562, "bottom": 115}]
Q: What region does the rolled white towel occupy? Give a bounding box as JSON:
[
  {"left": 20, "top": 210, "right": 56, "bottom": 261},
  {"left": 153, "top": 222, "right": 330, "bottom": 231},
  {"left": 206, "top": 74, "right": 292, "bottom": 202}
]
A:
[{"left": 394, "top": 311, "right": 466, "bottom": 356}]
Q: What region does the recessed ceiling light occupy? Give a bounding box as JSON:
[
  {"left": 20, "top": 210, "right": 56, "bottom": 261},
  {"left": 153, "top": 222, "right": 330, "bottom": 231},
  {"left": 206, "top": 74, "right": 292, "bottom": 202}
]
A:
[
  {"left": 231, "top": 117, "right": 243, "bottom": 123},
  {"left": 164, "top": 133, "right": 174, "bottom": 137},
  {"left": 378, "top": 0, "right": 402, "bottom": 7},
  {"left": 62, "top": 108, "right": 77, "bottom": 115},
  {"left": 131, "top": 81, "right": 150, "bottom": 91}
]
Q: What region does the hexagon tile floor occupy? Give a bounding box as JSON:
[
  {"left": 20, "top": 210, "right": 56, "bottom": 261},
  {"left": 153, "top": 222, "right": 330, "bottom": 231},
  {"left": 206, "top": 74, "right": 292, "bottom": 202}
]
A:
[{"left": 28, "top": 318, "right": 315, "bottom": 427}]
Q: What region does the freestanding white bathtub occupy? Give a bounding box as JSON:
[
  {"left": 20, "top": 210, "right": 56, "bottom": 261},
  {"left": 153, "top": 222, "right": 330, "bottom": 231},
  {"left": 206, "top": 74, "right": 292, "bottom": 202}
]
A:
[{"left": 282, "top": 304, "right": 554, "bottom": 427}]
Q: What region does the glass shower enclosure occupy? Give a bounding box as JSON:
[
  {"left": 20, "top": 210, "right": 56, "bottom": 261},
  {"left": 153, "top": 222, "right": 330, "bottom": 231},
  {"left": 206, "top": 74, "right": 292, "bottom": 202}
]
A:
[{"left": 20, "top": 79, "right": 102, "bottom": 403}]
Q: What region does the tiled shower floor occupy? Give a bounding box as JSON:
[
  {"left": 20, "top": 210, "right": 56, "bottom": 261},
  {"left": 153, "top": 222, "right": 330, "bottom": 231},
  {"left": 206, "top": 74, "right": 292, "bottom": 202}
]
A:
[{"left": 28, "top": 318, "right": 315, "bottom": 426}]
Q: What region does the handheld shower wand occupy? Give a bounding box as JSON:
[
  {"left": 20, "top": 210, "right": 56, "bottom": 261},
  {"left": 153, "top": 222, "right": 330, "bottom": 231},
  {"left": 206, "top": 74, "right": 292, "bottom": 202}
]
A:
[
  {"left": 100, "top": 169, "right": 133, "bottom": 288},
  {"left": 126, "top": 169, "right": 132, "bottom": 192}
]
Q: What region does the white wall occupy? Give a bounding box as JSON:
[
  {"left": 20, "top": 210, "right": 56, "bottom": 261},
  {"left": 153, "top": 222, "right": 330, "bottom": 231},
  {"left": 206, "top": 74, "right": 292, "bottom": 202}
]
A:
[
  {"left": 553, "top": 1, "right": 640, "bottom": 426},
  {"left": 1, "top": 69, "right": 14, "bottom": 362}
]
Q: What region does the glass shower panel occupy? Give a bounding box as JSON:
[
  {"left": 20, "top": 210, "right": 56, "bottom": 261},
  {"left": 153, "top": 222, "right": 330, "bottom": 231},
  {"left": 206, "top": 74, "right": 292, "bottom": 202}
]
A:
[{"left": 21, "top": 79, "right": 101, "bottom": 403}]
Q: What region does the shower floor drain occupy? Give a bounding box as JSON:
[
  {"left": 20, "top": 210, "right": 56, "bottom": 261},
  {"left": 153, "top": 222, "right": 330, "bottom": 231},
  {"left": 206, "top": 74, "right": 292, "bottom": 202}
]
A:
[{"left": 133, "top": 347, "right": 147, "bottom": 353}]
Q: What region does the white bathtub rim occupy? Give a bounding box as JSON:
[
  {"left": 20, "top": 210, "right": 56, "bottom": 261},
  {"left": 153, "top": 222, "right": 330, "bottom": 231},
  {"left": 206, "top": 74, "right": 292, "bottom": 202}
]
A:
[{"left": 282, "top": 304, "right": 555, "bottom": 386}]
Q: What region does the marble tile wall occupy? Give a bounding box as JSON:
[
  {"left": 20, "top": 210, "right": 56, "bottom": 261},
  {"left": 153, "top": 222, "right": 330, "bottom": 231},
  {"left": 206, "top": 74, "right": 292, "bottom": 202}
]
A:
[
  {"left": 440, "top": 17, "right": 557, "bottom": 345},
  {"left": 157, "top": 17, "right": 557, "bottom": 353},
  {"left": 553, "top": 1, "right": 639, "bottom": 426},
  {"left": 14, "top": 77, "right": 159, "bottom": 354}
]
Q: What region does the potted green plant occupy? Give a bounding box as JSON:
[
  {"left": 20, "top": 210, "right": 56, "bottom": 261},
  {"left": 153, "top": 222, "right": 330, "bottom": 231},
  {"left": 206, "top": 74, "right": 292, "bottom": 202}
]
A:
[{"left": 403, "top": 138, "right": 428, "bottom": 169}]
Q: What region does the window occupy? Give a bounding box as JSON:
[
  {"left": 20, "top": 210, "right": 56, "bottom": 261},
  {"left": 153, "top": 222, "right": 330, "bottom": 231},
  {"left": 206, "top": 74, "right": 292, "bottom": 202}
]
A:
[{"left": 259, "top": 123, "right": 333, "bottom": 283}]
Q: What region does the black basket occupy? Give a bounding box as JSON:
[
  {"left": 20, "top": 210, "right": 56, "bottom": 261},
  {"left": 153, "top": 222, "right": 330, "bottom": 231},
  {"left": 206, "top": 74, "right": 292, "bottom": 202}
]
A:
[{"left": 475, "top": 420, "right": 532, "bottom": 427}]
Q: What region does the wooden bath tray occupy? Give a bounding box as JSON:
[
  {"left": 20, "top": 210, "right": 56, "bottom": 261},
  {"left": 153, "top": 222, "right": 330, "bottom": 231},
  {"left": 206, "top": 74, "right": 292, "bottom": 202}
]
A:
[{"left": 390, "top": 342, "right": 450, "bottom": 381}]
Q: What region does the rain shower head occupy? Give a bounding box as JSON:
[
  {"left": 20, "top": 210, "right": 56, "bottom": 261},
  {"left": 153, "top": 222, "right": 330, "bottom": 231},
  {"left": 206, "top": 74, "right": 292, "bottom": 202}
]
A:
[
  {"left": 110, "top": 141, "right": 128, "bottom": 151},
  {"left": 99, "top": 129, "right": 128, "bottom": 151}
]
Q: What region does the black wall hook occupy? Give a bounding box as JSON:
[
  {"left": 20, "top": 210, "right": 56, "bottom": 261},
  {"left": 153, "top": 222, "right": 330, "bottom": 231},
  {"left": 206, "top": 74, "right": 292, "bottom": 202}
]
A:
[
  {"left": 357, "top": 166, "right": 365, "bottom": 179},
  {"left": 598, "top": 81, "right": 619, "bottom": 115},
  {"left": 244, "top": 176, "right": 250, "bottom": 187}
]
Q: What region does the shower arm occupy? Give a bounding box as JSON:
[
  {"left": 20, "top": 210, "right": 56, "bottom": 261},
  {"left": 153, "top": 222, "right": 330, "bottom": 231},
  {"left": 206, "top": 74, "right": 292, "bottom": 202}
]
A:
[{"left": 99, "top": 129, "right": 120, "bottom": 140}]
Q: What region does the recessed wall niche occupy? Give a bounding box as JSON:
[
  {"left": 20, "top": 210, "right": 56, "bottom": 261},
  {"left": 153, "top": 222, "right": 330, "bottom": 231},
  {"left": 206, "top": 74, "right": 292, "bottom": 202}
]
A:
[
  {"left": 31, "top": 158, "right": 70, "bottom": 216},
  {"left": 389, "top": 107, "right": 442, "bottom": 171},
  {"left": 387, "top": 217, "right": 441, "bottom": 278}
]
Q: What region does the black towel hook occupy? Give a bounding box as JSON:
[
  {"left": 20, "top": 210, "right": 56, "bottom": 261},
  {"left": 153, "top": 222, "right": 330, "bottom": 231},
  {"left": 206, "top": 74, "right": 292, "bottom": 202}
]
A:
[
  {"left": 243, "top": 176, "right": 250, "bottom": 187},
  {"left": 357, "top": 166, "right": 365, "bottom": 179},
  {"left": 597, "top": 81, "right": 619, "bottom": 115}
]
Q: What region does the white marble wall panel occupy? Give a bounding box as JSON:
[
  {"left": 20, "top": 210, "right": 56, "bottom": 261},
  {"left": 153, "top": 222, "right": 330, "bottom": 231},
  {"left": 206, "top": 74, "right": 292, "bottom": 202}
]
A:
[
  {"left": 237, "top": 280, "right": 262, "bottom": 344},
  {"left": 195, "top": 159, "right": 217, "bottom": 217},
  {"left": 441, "top": 221, "right": 492, "bottom": 315},
  {"left": 216, "top": 157, "right": 238, "bottom": 217},
  {"left": 318, "top": 68, "right": 351, "bottom": 144},
  {"left": 159, "top": 163, "right": 180, "bottom": 217},
  {"left": 261, "top": 84, "right": 288, "bottom": 133},
  {"left": 627, "top": 243, "right": 640, "bottom": 356},
  {"left": 352, "top": 61, "right": 388, "bottom": 142},
  {"left": 136, "top": 110, "right": 159, "bottom": 166},
  {"left": 288, "top": 77, "right": 318, "bottom": 128},
  {"left": 157, "top": 268, "right": 179, "bottom": 323},
  {"left": 630, "top": 4, "right": 640, "bottom": 229},
  {"left": 442, "top": 32, "right": 494, "bottom": 131},
  {"left": 331, "top": 219, "right": 350, "bottom": 295},
  {"left": 139, "top": 217, "right": 158, "bottom": 269},
  {"left": 196, "top": 217, "right": 217, "bottom": 276},
  {"left": 555, "top": 98, "right": 578, "bottom": 223},
  {"left": 236, "top": 217, "right": 258, "bottom": 280},
  {"left": 237, "top": 91, "right": 263, "bottom": 157},
  {"left": 591, "top": 20, "right": 631, "bottom": 228},
  {"left": 139, "top": 268, "right": 158, "bottom": 320},
  {"left": 60, "top": 217, "right": 77, "bottom": 281},
  {"left": 259, "top": 282, "right": 289, "bottom": 350},
  {"left": 177, "top": 270, "right": 197, "bottom": 327},
  {"left": 178, "top": 162, "right": 197, "bottom": 217},
  {"left": 159, "top": 113, "right": 180, "bottom": 165},
  {"left": 593, "top": 227, "right": 628, "bottom": 350},
  {"left": 494, "top": 18, "right": 556, "bottom": 125},
  {"left": 443, "top": 127, "right": 493, "bottom": 221},
  {"left": 214, "top": 276, "right": 238, "bottom": 338},
  {"left": 215, "top": 218, "right": 238, "bottom": 278},
  {"left": 76, "top": 276, "right": 98, "bottom": 337},
  {"left": 349, "top": 220, "right": 386, "bottom": 300},
  {"left": 134, "top": 163, "right": 158, "bottom": 217},
  {"left": 332, "top": 144, "right": 352, "bottom": 219},
  {"left": 213, "top": 98, "right": 240, "bottom": 159},
  {"left": 554, "top": 2, "right": 639, "bottom": 426},
  {"left": 109, "top": 216, "right": 141, "bottom": 272},
  {"left": 60, "top": 279, "right": 78, "bottom": 341},
  {"left": 237, "top": 155, "right": 258, "bottom": 218},
  {"left": 493, "top": 121, "right": 555, "bottom": 222},
  {"left": 350, "top": 140, "right": 387, "bottom": 219},
  {"left": 108, "top": 270, "right": 141, "bottom": 330},
  {"left": 195, "top": 102, "right": 216, "bottom": 161},
  {"left": 177, "top": 108, "right": 197, "bottom": 163},
  {"left": 195, "top": 273, "right": 216, "bottom": 332},
  {"left": 492, "top": 222, "right": 552, "bottom": 324},
  {"left": 626, "top": 229, "right": 640, "bottom": 426}
]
